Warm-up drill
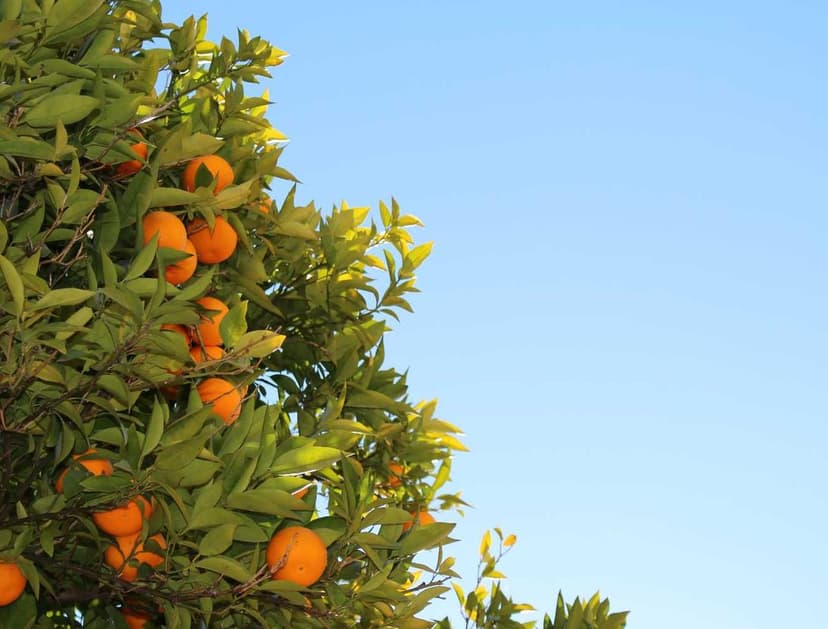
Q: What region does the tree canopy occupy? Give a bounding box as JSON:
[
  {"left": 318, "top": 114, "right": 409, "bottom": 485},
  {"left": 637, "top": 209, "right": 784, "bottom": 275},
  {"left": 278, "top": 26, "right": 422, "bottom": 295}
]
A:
[{"left": 0, "top": 1, "right": 627, "bottom": 627}]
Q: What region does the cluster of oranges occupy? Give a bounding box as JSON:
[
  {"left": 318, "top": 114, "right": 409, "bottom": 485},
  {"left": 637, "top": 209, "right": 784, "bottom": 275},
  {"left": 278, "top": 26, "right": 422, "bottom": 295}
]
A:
[
  {"left": 53, "top": 451, "right": 164, "bottom": 583},
  {"left": 55, "top": 451, "right": 163, "bottom": 626},
  {"left": 120, "top": 147, "right": 331, "bottom": 592},
  {"left": 137, "top": 153, "right": 246, "bottom": 424},
  {"left": 141, "top": 155, "right": 238, "bottom": 286},
  {"left": 160, "top": 296, "right": 243, "bottom": 425}
]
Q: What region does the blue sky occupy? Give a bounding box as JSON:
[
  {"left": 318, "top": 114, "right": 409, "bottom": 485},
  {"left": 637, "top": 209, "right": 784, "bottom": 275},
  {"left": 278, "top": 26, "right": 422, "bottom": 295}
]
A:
[{"left": 165, "top": 2, "right": 827, "bottom": 626}]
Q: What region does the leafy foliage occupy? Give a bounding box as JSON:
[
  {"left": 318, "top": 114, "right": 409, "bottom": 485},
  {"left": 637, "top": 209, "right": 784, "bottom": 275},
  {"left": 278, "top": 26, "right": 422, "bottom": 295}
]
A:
[
  {"left": 0, "top": 1, "right": 462, "bottom": 626},
  {"left": 436, "top": 530, "right": 628, "bottom": 629}
]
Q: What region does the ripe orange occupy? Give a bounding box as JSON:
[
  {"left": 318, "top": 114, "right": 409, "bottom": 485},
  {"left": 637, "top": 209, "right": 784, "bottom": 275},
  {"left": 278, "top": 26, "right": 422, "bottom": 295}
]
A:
[
  {"left": 387, "top": 462, "right": 404, "bottom": 489},
  {"left": 92, "top": 496, "right": 153, "bottom": 537},
  {"left": 182, "top": 155, "right": 234, "bottom": 194},
  {"left": 116, "top": 142, "right": 148, "bottom": 177},
  {"left": 55, "top": 449, "right": 114, "bottom": 493},
  {"left": 142, "top": 211, "right": 187, "bottom": 251},
  {"left": 122, "top": 608, "right": 152, "bottom": 629},
  {"left": 189, "top": 345, "right": 225, "bottom": 364},
  {"left": 194, "top": 296, "right": 228, "bottom": 346},
  {"left": 197, "top": 377, "right": 242, "bottom": 425},
  {"left": 0, "top": 562, "right": 26, "bottom": 607},
  {"left": 187, "top": 216, "right": 238, "bottom": 264},
  {"left": 104, "top": 532, "right": 166, "bottom": 583},
  {"left": 266, "top": 526, "right": 327, "bottom": 587},
  {"left": 402, "top": 510, "right": 435, "bottom": 532},
  {"left": 165, "top": 238, "right": 198, "bottom": 285},
  {"left": 259, "top": 198, "right": 273, "bottom": 213}
]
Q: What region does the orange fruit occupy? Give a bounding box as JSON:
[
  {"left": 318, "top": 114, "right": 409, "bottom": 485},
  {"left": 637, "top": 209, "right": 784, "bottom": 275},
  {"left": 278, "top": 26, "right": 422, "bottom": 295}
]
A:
[
  {"left": 187, "top": 217, "right": 238, "bottom": 264},
  {"left": 194, "top": 296, "right": 228, "bottom": 346},
  {"left": 402, "top": 510, "right": 435, "bottom": 532},
  {"left": 165, "top": 239, "right": 198, "bottom": 285},
  {"left": 266, "top": 526, "right": 327, "bottom": 587},
  {"left": 197, "top": 377, "right": 242, "bottom": 425},
  {"left": 116, "top": 142, "right": 148, "bottom": 177},
  {"left": 0, "top": 562, "right": 26, "bottom": 607},
  {"left": 92, "top": 496, "right": 153, "bottom": 537},
  {"left": 142, "top": 211, "right": 187, "bottom": 251},
  {"left": 55, "top": 449, "right": 114, "bottom": 493},
  {"left": 387, "top": 462, "right": 404, "bottom": 489},
  {"left": 122, "top": 608, "right": 152, "bottom": 629},
  {"left": 259, "top": 198, "right": 273, "bottom": 213},
  {"left": 189, "top": 345, "right": 225, "bottom": 364},
  {"left": 104, "top": 532, "right": 166, "bottom": 583},
  {"left": 182, "top": 155, "right": 234, "bottom": 194}
]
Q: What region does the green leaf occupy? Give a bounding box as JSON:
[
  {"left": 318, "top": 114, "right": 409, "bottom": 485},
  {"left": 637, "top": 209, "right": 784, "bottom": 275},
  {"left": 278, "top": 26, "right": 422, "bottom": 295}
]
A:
[
  {"left": 124, "top": 235, "right": 158, "bottom": 281},
  {"left": 155, "top": 434, "right": 207, "bottom": 470},
  {"left": 198, "top": 523, "right": 236, "bottom": 556},
  {"left": 270, "top": 445, "right": 342, "bottom": 475},
  {"left": 141, "top": 400, "right": 165, "bottom": 457},
  {"left": 158, "top": 131, "right": 224, "bottom": 166},
  {"left": 207, "top": 181, "right": 252, "bottom": 211},
  {"left": 39, "top": 58, "right": 96, "bottom": 80},
  {"left": 188, "top": 507, "right": 243, "bottom": 530},
  {"left": 97, "top": 374, "right": 129, "bottom": 405},
  {"left": 232, "top": 329, "right": 285, "bottom": 358},
  {"left": 29, "top": 288, "right": 93, "bottom": 312},
  {"left": 124, "top": 277, "right": 175, "bottom": 298},
  {"left": 0, "top": 255, "right": 24, "bottom": 317},
  {"left": 275, "top": 221, "right": 318, "bottom": 240},
  {"left": 150, "top": 187, "right": 201, "bottom": 208},
  {"left": 346, "top": 386, "right": 407, "bottom": 416},
  {"left": 195, "top": 556, "right": 251, "bottom": 583},
  {"left": 63, "top": 189, "right": 100, "bottom": 224},
  {"left": 219, "top": 301, "right": 247, "bottom": 346},
  {"left": 44, "top": 0, "right": 104, "bottom": 38},
  {"left": 93, "top": 95, "right": 142, "bottom": 128},
  {"left": 399, "top": 522, "right": 455, "bottom": 555},
  {"left": 225, "top": 489, "right": 304, "bottom": 517},
  {"left": 0, "top": 139, "right": 55, "bottom": 160},
  {"left": 23, "top": 95, "right": 100, "bottom": 128},
  {"left": 54, "top": 306, "right": 92, "bottom": 341},
  {"left": 173, "top": 266, "right": 215, "bottom": 302}
]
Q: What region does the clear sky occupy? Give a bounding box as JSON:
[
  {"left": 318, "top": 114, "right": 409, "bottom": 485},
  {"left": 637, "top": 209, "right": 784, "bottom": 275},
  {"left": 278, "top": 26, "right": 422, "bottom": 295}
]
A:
[{"left": 165, "top": 2, "right": 827, "bottom": 627}]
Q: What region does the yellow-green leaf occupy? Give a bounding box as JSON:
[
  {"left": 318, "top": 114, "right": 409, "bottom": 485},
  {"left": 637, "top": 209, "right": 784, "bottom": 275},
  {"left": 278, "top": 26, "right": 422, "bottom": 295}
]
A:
[
  {"left": 0, "top": 254, "right": 24, "bottom": 317},
  {"left": 232, "top": 330, "right": 285, "bottom": 358},
  {"left": 271, "top": 445, "right": 342, "bottom": 475}
]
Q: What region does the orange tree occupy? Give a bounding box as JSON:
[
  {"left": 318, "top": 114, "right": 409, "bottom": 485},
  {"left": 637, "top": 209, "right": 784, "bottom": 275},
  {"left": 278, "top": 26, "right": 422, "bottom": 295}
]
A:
[{"left": 0, "top": 2, "right": 627, "bottom": 628}]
